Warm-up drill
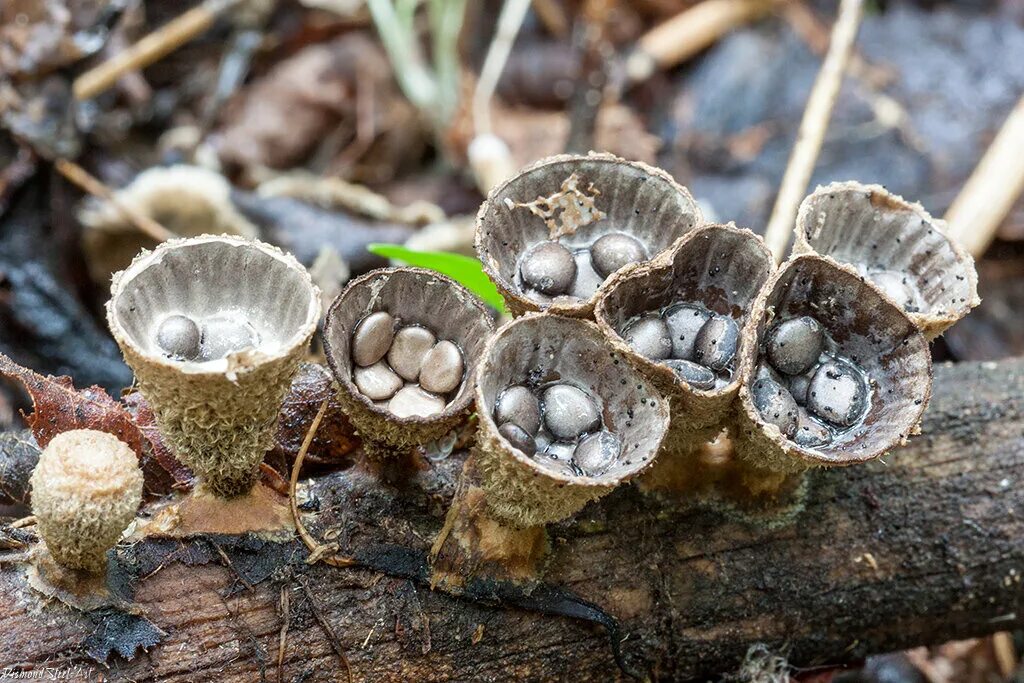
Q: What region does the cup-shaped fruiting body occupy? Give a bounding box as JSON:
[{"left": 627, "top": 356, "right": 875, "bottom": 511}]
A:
[
  {"left": 475, "top": 313, "right": 670, "bottom": 527},
  {"left": 78, "top": 165, "right": 259, "bottom": 283},
  {"left": 735, "top": 254, "right": 932, "bottom": 482},
  {"left": 793, "top": 182, "right": 979, "bottom": 339},
  {"left": 595, "top": 224, "right": 774, "bottom": 443},
  {"left": 475, "top": 152, "right": 703, "bottom": 319},
  {"left": 30, "top": 430, "right": 143, "bottom": 572},
  {"left": 322, "top": 267, "right": 495, "bottom": 456},
  {"left": 107, "top": 235, "right": 320, "bottom": 498}
]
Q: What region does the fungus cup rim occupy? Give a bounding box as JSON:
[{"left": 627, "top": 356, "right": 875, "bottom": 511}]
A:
[
  {"left": 794, "top": 180, "right": 980, "bottom": 334},
  {"left": 106, "top": 234, "right": 320, "bottom": 377},
  {"left": 323, "top": 266, "right": 496, "bottom": 427},
  {"left": 476, "top": 312, "right": 671, "bottom": 486},
  {"left": 737, "top": 253, "right": 933, "bottom": 467},
  {"left": 475, "top": 151, "right": 704, "bottom": 317},
  {"left": 595, "top": 222, "right": 774, "bottom": 400}
]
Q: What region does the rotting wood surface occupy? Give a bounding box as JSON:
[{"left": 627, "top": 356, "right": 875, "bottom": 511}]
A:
[{"left": 0, "top": 358, "right": 1021, "bottom": 681}]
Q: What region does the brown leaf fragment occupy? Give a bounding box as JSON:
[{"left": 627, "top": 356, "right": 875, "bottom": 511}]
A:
[
  {"left": 214, "top": 32, "right": 422, "bottom": 178},
  {"left": 0, "top": 352, "right": 188, "bottom": 493},
  {"left": 270, "top": 362, "right": 360, "bottom": 472},
  {"left": 0, "top": 351, "right": 142, "bottom": 451}
]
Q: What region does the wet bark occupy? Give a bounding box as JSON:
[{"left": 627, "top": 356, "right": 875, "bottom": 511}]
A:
[{"left": 0, "top": 358, "right": 1021, "bottom": 681}]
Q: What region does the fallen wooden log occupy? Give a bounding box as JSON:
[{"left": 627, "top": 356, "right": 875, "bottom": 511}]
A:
[{"left": 0, "top": 358, "right": 1021, "bottom": 681}]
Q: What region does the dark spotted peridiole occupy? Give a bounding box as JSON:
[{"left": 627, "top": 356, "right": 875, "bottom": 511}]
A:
[
  {"left": 693, "top": 315, "right": 739, "bottom": 372},
  {"left": 622, "top": 304, "right": 741, "bottom": 391},
  {"left": 596, "top": 223, "right": 774, "bottom": 440},
  {"left": 765, "top": 316, "right": 823, "bottom": 376},
  {"left": 751, "top": 377, "right": 799, "bottom": 438},
  {"left": 737, "top": 254, "right": 932, "bottom": 473},
  {"left": 806, "top": 360, "right": 869, "bottom": 428},
  {"left": 573, "top": 431, "right": 623, "bottom": 477},
  {"left": 755, "top": 312, "right": 872, "bottom": 449},
  {"left": 664, "top": 304, "right": 710, "bottom": 360},
  {"left": 663, "top": 359, "right": 715, "bottom": 390},
  {"left": 491, "top": 379, "right": 612, "bottom": 479},
  {"left": 623, "top": 315, "right": 672, "bottom": 361}
]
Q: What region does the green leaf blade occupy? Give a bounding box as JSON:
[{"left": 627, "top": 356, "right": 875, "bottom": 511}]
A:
[{"left": 367, "top": 243, "right": 508, "bottom": 313}]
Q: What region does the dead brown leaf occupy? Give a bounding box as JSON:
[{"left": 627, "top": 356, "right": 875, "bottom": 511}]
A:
[
  {"left": 0, "top": 352, "right": 189, "bottom": 493},
  {"left": 122, "top": 392, "right": 194, "bottom": 491},
  {"left": 215, "top": 32, "right": 423, "bottom": 180},
  {"left": 268, "top": 362, "right": 360, "bottom": 473},
  {"left": 492, "top": 102, "right": 661, "bottom": 168}
]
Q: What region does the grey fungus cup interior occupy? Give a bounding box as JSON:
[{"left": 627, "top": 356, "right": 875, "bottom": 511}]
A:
[
  {"left": 475, "top": 152, "right": 703, "bottom": 318},
  {"left": 475, "top": 313, "right": 670, "bottom": 527},
  {"left": 595, "top": 224, "right": 774, "bottom": 439},
  {"left": 98, "top": 159, "right": 974, "bottom": 519},
  {"left": 322, "top": 267, "right": 495, "bottom": 449},
  {"left": 736, "top": 254, "right": 932, "bottom": 470},
  {"left": 109, "top": 234, "right": 320, "bottom": 371},
  {"left": 794, "top": 181, "right": 979, "bottom": 339},
  {"left": 106, "top": 234, "right": 320, "bottom": 498}
]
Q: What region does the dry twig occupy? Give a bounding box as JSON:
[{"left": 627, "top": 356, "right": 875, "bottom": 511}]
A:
[
  {"left": 944, "top": 95, "right": 1024, "bottom": 257},
  {"left": 53, "top": 159, "right": 176, "bottom": 243},
  {"left": 276, "top": 587, "right": 289, "bottom": 683},
  {"left": 289, "top": 399, "right": 356, "bottom": 568},
  {"left": 468, "top": 0, "right": 532, "bottom": 193},
  {"left": 366, "top": 0, "right": 439, "bottom": 114},
  {"left": 763, "top": 0, "right": 865, "bottom": 262},
  {"left": 565, "top": 0, "right": 613, "bottom": 154},
  {"left": 212, "top": 541, "right": 255, "bottom": 591},
  {"left": 530, "top": 0, "right": 569, "bottom": 37},
  {"left": 782, "top": 2, "right": 920, "bottom": 150},
  {"left": 472, "top": 0, "right": 532, "bottom": 136},
  {"left": 625, "top": 0, "right": 778, "bottom": 84},
  {"left": 992, "top": 631, "right": 1019, "bottom": 678},
  {"left": 73, "top": 0, "right": 240, "bottom": 101},
  {"left": 9, "top": 516, "right": 36, "bottom": 529},
  {"left": 297, "top": 575, "right": 354, "bottom": 683}
]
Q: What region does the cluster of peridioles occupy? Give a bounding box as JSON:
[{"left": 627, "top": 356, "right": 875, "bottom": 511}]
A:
[{"left": 24, "top": 155, "right": 977, "bottom": 598}]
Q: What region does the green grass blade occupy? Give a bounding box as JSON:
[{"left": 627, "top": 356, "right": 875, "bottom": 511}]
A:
[{"left": 367, "top": 243, "right": 508, "bottom": 313}]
